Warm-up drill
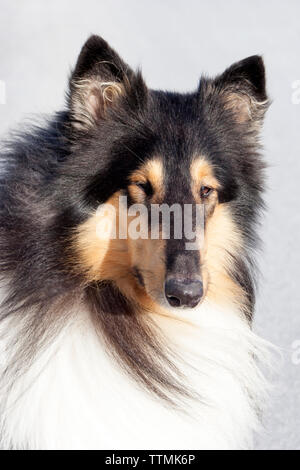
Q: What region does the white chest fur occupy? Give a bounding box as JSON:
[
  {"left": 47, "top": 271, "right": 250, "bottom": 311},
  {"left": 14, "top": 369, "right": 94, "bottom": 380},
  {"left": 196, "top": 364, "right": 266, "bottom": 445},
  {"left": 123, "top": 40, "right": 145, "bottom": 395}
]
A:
[{"left": 0, "top": 301, "right": 271, "bottom": 450}]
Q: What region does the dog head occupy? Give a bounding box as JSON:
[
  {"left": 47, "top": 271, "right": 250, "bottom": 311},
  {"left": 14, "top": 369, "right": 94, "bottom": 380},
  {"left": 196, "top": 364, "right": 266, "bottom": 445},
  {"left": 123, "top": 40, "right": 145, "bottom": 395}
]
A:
[{"left": 69, "top": 36, "right": 268, "bottom": 316}]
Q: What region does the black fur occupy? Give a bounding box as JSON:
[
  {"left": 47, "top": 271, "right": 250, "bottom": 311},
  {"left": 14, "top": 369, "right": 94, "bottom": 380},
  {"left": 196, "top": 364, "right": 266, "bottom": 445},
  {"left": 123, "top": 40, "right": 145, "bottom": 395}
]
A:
[{"left": 0, "top": 35, "right": 269, "bottom": 402}]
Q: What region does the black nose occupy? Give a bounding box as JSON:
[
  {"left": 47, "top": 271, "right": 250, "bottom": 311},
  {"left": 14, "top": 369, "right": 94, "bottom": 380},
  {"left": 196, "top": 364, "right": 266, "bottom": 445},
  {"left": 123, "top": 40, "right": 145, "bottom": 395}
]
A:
[{"left": 164, "top": 278, "right": 203, "bottom": 308}]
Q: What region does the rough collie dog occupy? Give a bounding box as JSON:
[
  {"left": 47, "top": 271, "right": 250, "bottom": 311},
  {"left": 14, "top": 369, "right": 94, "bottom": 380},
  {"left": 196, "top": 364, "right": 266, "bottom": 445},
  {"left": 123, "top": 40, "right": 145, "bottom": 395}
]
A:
[{"left": 0, "top": 36, "right": 272, "bottom": 450}]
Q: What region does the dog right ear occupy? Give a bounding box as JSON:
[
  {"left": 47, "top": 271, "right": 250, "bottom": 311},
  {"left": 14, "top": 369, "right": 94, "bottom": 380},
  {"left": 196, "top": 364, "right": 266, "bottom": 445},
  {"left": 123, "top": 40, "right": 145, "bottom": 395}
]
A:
[
  {"left": 68, "top": 35, "right": 146, "bottom": 131},
  {"left": 213, "top": 55, "right": 269, "bottom": 126}
]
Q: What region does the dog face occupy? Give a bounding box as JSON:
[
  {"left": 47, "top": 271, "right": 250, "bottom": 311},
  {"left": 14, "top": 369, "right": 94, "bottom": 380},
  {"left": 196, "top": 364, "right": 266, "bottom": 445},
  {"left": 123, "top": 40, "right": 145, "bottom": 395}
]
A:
[{"left": 70, "top": 36, "right": 268, "bottom": 316}]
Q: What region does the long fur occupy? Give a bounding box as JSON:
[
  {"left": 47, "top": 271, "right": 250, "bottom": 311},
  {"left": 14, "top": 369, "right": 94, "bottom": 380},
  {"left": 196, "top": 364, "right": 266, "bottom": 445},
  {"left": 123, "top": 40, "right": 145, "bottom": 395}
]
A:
[
  {"left": 0, "top": 35, "right": 273, "bottom": 449},
  {"left": 0, "top": 287, "right": 272, "bottom": 450}
]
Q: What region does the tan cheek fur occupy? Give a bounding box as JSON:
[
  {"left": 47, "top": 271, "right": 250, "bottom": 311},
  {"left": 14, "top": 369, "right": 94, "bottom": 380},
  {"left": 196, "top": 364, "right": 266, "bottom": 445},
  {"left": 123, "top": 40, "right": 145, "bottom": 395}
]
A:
[
  {"left": 190, "top": 157, "right": 246, "bottom": 311},
  {"left": 72, "top": 193, "right": 130, "bottom": 284},
  {"left": 203, "top": 204, "right": 246, "bottom": 310},
  {"left": 72, "top": 172, "right": 166, "bottom": 309},
  {"left": 129, "top": 236, "right": 166, "bottom": 304},
  {"left": 73, "top": 200, "right": 148, "bottom": 304}
]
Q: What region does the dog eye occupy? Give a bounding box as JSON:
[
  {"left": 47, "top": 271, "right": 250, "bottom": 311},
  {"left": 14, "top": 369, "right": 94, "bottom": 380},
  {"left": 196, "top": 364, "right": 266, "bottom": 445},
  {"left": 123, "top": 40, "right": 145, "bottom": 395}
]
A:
[
  {"left": 200, "top": 186, "right": 213, "bottom": 198},
  {"left": 135, "top": 181, "right": 153, "bottom": 197}
]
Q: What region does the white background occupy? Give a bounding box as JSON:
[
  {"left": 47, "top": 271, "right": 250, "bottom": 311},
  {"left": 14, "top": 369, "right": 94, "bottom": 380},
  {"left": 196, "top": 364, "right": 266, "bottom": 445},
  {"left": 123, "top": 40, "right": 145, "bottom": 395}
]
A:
[{"left": 0, "top": 0, "right": 299, "bottom": 450}]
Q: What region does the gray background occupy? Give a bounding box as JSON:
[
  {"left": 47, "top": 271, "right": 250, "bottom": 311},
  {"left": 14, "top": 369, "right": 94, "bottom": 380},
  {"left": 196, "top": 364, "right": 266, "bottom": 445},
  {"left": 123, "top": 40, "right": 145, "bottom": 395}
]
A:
[{"left": 0, "top": 0, "right": 299, "bottom": 450}]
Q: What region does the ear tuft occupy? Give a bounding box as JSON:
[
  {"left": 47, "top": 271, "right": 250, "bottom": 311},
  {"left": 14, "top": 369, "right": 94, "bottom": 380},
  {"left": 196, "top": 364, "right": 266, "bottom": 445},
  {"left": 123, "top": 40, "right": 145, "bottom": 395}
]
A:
[
  {"left": 222, "top": 89, "right": 267, "bottom": 124},
  {"left": 71, "top": 78, "right": 125, "bottom": 130}
]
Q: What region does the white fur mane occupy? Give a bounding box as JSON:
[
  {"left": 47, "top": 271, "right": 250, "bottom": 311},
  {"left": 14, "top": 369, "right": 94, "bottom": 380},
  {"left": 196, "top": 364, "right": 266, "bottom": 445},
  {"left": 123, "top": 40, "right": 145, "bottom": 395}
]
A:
[{"left": 0, "top": 295, "right": 272, "bottom": 450}]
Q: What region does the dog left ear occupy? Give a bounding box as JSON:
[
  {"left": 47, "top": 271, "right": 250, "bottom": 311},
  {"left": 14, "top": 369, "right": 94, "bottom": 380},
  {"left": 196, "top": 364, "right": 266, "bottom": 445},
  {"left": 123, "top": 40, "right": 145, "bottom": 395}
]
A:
[
  {"left": 214, "top": 55, "right": 269, "bottom": 124},
  {"left": 68, "top": 35, "right": 147, "bottom": 131}
]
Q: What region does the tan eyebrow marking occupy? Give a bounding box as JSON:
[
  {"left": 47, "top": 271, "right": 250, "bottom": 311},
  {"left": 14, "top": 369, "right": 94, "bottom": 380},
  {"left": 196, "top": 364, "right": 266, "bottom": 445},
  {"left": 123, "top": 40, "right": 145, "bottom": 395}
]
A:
[
  {"left": 190, "top": 157, "right": 220, "bottom": 199},
  {"left": 129, "top": 158, "right": 164, "bottom": 202}
]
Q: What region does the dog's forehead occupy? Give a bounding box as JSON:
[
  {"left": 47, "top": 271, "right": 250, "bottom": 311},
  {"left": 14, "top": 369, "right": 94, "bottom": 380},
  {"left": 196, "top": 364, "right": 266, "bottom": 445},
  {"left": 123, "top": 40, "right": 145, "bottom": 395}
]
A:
[
  {"left": 148, "top": 90, "right": 200, "bottom": 140},
  {"left": 131, "top": 91, "right": 200, "bottom": 172},
  {"left": 128, "top": 89, "right": 222, "bottom": 198},
  {"left": 144, "top": 90, "right": 220, "bottom": 172},
  {"left": 102, "top": 88, "right": 236, "bottom": 202}
]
